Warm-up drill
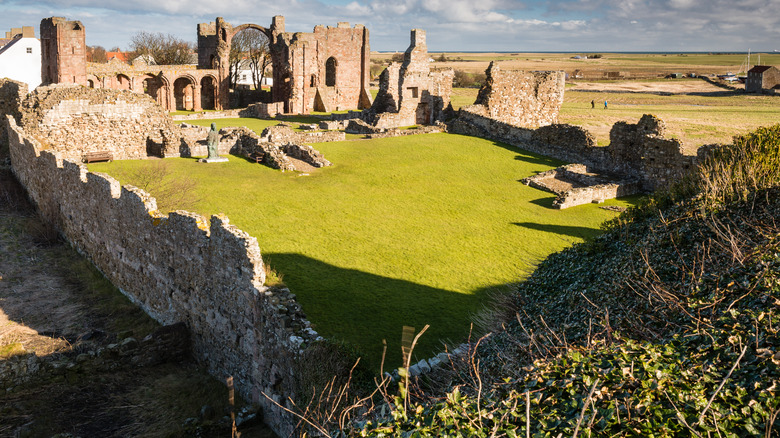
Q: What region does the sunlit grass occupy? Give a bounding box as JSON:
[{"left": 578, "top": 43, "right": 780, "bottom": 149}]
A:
[
  {"left": 91, "top": 131, "right": 633, "bottom": 367},
  {"left": 447, "top": 86, "right": 780, "bottom": 149}
]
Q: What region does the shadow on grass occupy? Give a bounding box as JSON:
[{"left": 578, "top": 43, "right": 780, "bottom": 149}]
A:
[
  {"left": 529, "top": 196, "right": 557, "bottom": 208},
  {"left": 614, "top": 194, "right": 646, "bottom": 208},
  {"left": 512, "top": 221, "right": 602, "bottom": 239},
  {"left": 487, "top": 140, "right": 563, "bottom": 167},
  {"left": 264, "top": 253, "right": 493, "bottom": 370}
]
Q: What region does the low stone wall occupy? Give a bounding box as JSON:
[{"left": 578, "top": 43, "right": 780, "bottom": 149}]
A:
[
  {"left": 172, "top": 109, "right": 245, "bottom": 121},
  {"left": 522, "top": 163, "right": 642, "bottom": 209},
  {"left": 247, "top": 102, "right": 285, "bottom": 118},
  {"left": 17, "top": 85, "right": 182, "bottom": 162},
  {"left": 282, "top": 143, "right": 331, "bottom": 168},
  {"left": 453, "top": 111, "right": 705, "bottom": 192},
  {"left": 555, "top": 182, "right": 640, "bottom": 209},
  {"left": 170, "top": 102, "right": 286, "bottom": 122},
  {"left": 218, "top": 126, "right": 296, "bottom": 171},
  {"left": 365, "top": 124, "right": 446, "bottom": 139},
  {"left": 262, "top": 124, "right": 345, "bottom": 144},
  {"left": 343, "top": 118, "right": 446, "bottom": 138},
  {"left": 345, "top": 118, "right": 382, "bottom": 134},
  {"left": 6, "top": 116, "right": 320, "bottom": 436}
]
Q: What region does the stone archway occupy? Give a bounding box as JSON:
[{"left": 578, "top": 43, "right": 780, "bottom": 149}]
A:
[
  {"left": 325, "top": 57, "right": 337, "bottom": 87},
  {"left": 212, "top": 18, "right": 281, "bottom": 110},
  {"left": 173, "top": 76, "right": 196, "bottom": 111},
  {"left": 158, "top": 76, "right": 172, "bottom": 110},
  {"left": 201, "top": 76, "right": 217, "bottom": 110},
  {"left": 140, "top": 74, "right": 162, "bottom": 100},
  {"left": 116, "top": 74, "right": 131, "bottom": 90},
  {"left": 86, "top": 74, "right": 100, "bottom": 89}
]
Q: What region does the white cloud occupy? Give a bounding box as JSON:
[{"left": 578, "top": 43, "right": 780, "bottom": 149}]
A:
[{"left": 2, "top": 0, "right": 780, "bottom": 51}]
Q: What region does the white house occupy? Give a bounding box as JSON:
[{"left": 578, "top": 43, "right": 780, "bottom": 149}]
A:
[
  {"left": 232, "top": 59, "right": 273, "bottom": 88},
  {"left": 0, "top": 26, "right": 41, "bottom": 90}
]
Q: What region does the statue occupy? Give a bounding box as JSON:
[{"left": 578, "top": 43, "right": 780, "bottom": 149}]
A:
[{"left": 206, "top": 122, "right": 220, "bottom": 159}]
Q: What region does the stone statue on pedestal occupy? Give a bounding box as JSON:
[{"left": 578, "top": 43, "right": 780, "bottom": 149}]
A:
[{"left": 206, "top": 122, "right": 220, "bottom": 159}]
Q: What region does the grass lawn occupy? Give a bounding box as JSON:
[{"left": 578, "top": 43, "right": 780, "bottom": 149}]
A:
[
  {"left": 560, "top": 91, "right": 780, "bottom": 148},
  {"left": 449, "top": 87, "right": 780, "bottom": 149},
  {"left": 184, "top": 117, "right": 317, "bottom": 132},
  {"left": 90, "top": 131, "right": 634, "bottom": 368}
]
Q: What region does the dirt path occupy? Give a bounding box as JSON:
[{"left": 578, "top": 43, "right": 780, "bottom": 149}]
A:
[{"left": 567, "top": 80, "right": 728, "bottom": 94}]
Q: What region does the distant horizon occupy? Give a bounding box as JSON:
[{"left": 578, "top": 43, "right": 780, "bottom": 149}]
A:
[
  {"left": 378, "top": 51, "right": 780, "bottom": 54},
  {"left": 3, "top": 1, "right": 779, "bottom": 53}
]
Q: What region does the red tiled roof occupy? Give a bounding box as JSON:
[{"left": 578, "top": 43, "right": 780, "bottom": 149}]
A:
[{"left": 106, "top": 51, "right": 129, "bottom": 62}]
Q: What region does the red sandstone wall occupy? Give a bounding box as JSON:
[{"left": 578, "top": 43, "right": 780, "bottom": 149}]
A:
[{"left": 40, "top": 17, "right": 86, "bottom": 86}]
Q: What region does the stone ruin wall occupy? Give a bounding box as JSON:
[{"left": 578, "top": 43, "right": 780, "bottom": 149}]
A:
[
  {"left": 5, "top": 115, "right": 319, "bottom": 437},
  {"left": 463, "top": 62, "right": 565, "bottom": 129},
  {"left": 0, "top": 78, "right": 27, "bottom": 149},
  {"left": 177, "top": 122, "right": 336, "bottom": 170},
  {"left": 282, "top": 22, "right": 373, "bottom": 114},
  {"left": 198, "top": 16, "right": 372, "bottom": 115},
  {"left": 86, "top": 60, "right": 221, "bottom": 112},
  {"left": 453, "top": 105, "right": 703, "bottom": 192},
  {"left": 367, "top": 29, "right": 454, "bottom": 128},
  {"left": 451, "top": 61, "right": 706, "bottom": 193},
  {"left": 17, "top": 85, "right": 182, "bottom": 161},
  {"left": 40, "top": 17, "right": 87, "bottom": 86},
  {"left": 522, "top": 164, "right": 642, "bottom": 209}
]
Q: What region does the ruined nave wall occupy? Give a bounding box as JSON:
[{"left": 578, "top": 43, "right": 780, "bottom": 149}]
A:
[{"left": 6, "top": 116, "right": 318, "bottom": 437}]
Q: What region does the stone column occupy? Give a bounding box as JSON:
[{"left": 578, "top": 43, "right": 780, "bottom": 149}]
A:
[{"left": 193, "top": 81, "right": 202, "bottom": 112}]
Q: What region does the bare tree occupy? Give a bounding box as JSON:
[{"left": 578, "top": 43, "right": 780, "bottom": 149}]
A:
[
  {"left": 87, "top": 46, "right": 107, "bottom": 63},
  {"left": 229, "top": 29, "right": 271, "bottom": 90},
  {"left": 130, "top": 31, "right": 194, "bottom": 65}
]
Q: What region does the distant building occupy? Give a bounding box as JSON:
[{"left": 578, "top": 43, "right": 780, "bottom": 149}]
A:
[
  {"left": 746, "top": 65, "right": 780, "bottom": 93},
  {"left": 231, "top": 59, "right": 272, "bottom": 88},
  {"left": 0, "top": 26, "right": 41, "bottom": 89},
  {"left": 106, "top": 50, "right": 130, "bottom": 63}
]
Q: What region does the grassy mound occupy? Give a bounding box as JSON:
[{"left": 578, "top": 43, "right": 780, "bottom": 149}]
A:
[{"left": 350, "top": 126, "right": 780, "bottom": 436}]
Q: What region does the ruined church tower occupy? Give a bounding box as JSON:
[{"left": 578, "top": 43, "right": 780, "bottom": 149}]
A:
[{"left": 40, "top": 17, "right": 86, "bottom": 86}]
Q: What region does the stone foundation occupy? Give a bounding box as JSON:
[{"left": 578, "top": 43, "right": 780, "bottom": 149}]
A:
[
  {"left": 522, "top": 164, "right": 642, "bottom": 209},
  {"left": 262, "top": 124, "right": 345, "bottom": 144}
]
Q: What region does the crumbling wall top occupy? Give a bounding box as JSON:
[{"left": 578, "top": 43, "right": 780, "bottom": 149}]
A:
[{"left": 465, "top": 62, "right": 565, "bottom": 129}]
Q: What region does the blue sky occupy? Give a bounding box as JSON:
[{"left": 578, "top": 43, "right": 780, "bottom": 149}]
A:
[{"left": 2, "top": 0, "right": 780, "bottom": 52}]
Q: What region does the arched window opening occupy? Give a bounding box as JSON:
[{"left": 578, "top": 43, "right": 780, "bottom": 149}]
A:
[
  {"left": 116, "top": 74, "right": 131, "bottom": 90},
  {"left": 325, "top": 57, "right": 337, "bottom": 87},
  {"left": 201, "top": 76, "right": 216, "bottom": 110}
]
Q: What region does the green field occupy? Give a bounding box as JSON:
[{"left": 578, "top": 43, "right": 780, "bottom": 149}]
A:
[
  {"left": 449, "top": 86, "right": 780, "bottom": 148},
  {"left": 91, "top": 131, "right": 634, "bottom": 367}
]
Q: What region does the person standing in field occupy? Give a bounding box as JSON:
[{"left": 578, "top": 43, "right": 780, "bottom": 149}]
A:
[
  {"left": 591, "top": 100, "right": 595, "bottom": 109},
  {"left": 604, "top": 100, "right": 608, "bottom": 109}
]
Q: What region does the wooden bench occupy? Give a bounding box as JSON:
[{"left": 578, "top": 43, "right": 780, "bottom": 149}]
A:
[
  {"left": 248, "top": 151, "right": 266, "bottom": 163},
  {"left": 83, "top": 151, "right": 114, "bottom": 163}
]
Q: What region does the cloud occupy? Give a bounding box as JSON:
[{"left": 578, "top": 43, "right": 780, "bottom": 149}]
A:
[{"left": 2, "top": 0, "right": 780, "bottom": 51}]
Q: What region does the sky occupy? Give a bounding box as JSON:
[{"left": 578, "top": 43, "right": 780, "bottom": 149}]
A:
[{"left": 2, "top": 0, "right": 780, "bottom": 53}]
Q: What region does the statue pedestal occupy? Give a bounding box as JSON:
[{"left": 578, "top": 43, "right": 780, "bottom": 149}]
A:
[{"left": 198, "top": 157, "right": 229, "bottom": 163}]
